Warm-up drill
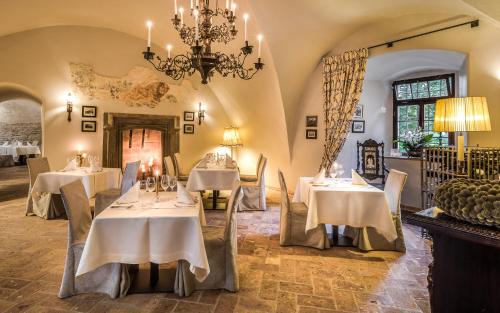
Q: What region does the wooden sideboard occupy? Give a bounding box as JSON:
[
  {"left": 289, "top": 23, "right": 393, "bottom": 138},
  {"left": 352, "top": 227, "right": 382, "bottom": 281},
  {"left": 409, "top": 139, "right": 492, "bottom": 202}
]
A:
[{"left": 406, "top": 208, "right": 500, "bottom": 313}]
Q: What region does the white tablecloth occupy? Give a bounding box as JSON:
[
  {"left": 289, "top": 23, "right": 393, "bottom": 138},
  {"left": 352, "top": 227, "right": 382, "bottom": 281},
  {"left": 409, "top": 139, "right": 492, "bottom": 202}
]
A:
[
  {"left": 186, "top": 163, "right": 240, "bottom": 191},
  {"left": 293, "top": 177, "right": 397, "bottom": 241},
  {"left": 0, "top": 145, "right": 41, "bottom": 157},
  {"left": 31, "top": 167, "right": 122, "bottom": 198},
  {"left": 76, "top": 191, "right": 209, "bottom": 281}
]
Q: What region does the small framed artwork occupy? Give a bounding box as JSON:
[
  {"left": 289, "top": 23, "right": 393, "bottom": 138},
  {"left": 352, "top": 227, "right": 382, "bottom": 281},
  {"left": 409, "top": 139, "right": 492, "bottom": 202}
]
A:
[
  {"left": 306, "top": 115, "right": 318, "bottom": 127},
  {"left": 306, "top": 129, "right": 317, "bottom": 139},
  {"left": 184, "top": 124, "right": 195, "bottom": 134},
  {"left": 352, "top": 120, "right": 365, "bottom": 133},
  {"left": 184, "top": 111, "right": 195, "bottom": 122},
  {"left": 81, "top": 120, "right": 97, "bottom": 132},
  {"left": 353, "top": 104, "right": 363, "bottom": 119},
  {"left": 82, "top": 106, "right": 97, "bottom": 118}
]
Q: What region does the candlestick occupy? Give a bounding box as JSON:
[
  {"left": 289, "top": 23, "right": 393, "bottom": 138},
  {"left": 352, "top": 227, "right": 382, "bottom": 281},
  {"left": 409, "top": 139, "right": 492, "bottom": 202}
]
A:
[
  {"left": 257, "top": 34, "right": 263, "bottom": 58},
  {"left": 174, "top": 0, "right": 178, "bottom": 15},
  {"left": 179, "top": 7, "right": 184, "bottom": 24},
  {"left": 243, "top": 13, "right": 249, "bottom": 42},
  {"left": 146, "top": 21, "right": 153, "bottom": 47},
  {"left": 155, "top": 170, "right": 160, "bottom": 199},
  {"left": 167, "top": 44, "right": 172, "bottom": 58}
]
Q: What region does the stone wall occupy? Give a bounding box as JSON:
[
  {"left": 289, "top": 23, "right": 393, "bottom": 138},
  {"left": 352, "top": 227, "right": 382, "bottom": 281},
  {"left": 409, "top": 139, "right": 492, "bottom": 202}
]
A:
[{"left": 0, "top": 99, "right": 42, "bottom": 145}]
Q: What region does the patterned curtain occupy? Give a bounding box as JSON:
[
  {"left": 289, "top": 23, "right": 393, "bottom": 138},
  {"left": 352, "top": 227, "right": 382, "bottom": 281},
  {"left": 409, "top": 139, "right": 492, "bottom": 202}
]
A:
[{"left": 320, "top": 48, "right": 368, "bottom": 173}]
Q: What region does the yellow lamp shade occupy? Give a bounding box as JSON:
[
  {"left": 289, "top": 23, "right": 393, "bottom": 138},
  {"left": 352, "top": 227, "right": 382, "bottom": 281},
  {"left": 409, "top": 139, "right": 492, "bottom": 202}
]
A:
[
  {"left": 222, "top": 126, "right": 242, "bottom": 147},
  {"left": 434, "top": 97, "right": 491, "bottom": 132}
]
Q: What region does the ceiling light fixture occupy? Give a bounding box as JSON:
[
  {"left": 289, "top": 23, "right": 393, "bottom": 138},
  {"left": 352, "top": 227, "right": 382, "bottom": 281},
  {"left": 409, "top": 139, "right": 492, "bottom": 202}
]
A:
[{"left": 142, "top": 0, "right": 264, "bottom": 84}]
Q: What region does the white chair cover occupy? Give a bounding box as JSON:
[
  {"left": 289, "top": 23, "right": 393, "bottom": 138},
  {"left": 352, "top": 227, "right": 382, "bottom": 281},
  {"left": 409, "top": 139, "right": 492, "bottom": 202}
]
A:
[
  {"left": 344, "top": 169, "right": 408, "bottom": 252},
  {"left": 240, "top": 153, "right": 263, "bottom": 182},
  {"left": 238, "top": 157, "right": 267, "bottom": 211},
  {"left": 174, "top": 183, "right": 242, "bottom": 297},
  {"left": 59, "top": 180, "right": 130, "bottom": 299},
  {"left": 94, "top": 161, "right": 140, "bottom": 217},
  {"left": 278, "top": 169, "right": 330, "bottom": 249}
]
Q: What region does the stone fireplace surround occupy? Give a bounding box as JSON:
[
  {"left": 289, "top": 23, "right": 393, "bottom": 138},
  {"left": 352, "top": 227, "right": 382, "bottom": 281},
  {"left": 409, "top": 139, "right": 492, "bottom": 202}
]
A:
[{"left": 102, "top": 113, "right": 180, "bottom": 170}]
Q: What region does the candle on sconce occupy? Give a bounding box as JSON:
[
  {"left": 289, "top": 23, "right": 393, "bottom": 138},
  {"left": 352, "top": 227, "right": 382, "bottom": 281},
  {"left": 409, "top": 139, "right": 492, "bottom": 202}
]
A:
[
  {"left": 190, "top": 0, "right": 193, "bottom": 9},
  {"left": 257, "top": 34, "right": 263, "bottom": 58},
  {"left": 243, "top": 13, "right": 249, "bottom": 42},
  {"left": 195, "top": 0, "right": 199, "bottom": 8},
  {"left": 174, "top": 0, "right": 178, "bottom": 15},
  {"left": 226, "top": 0, "right": 229, "bottom": 10},
  {"left": 179, "top": 7, "right": 184, "bottom": 24},
  {"left": 146, "top": 21, "right": 153, "bottom": 47},
  {"left": 231, "top": 2, "right": 237, "bottom": 15},
  {"left": 167, "top": 44, "right": 172, "bottom": 58}
]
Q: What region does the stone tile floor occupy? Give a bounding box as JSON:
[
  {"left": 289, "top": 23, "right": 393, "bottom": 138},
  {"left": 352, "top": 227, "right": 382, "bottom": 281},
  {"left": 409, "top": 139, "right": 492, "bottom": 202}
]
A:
[{"left": 0, "top": 166, "right": 431, "bottom": 312}]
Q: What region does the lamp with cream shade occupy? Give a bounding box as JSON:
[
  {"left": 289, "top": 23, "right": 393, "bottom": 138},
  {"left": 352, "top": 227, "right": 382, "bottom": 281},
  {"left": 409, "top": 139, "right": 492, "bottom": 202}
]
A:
[
  {"left": 434, "top": 97, "right": 491, "bottom": 172},
  {"left": 221, "top": 126, "right": 242, "bottom": 158}
]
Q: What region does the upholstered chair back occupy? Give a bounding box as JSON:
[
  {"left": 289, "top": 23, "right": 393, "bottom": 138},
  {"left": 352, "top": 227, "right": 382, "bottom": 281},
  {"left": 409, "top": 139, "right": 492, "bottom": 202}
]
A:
[
  {"left": 384, "top": 169, "right": 407, "bottom": 215},
  {"left": 60, "top": 180, "right": 92, "bottom": 245},
  {"left": 27, "top": 157, "right": 50, "bottom": 186},
  {"left": 164, "top": 156, "right": 176, "bottom": 176},
  {"left": 121, "top": 161, "right": 141, "bottom": 195},
  {"left": 256, "top": 157, "right": 267, "bottom": 186}
]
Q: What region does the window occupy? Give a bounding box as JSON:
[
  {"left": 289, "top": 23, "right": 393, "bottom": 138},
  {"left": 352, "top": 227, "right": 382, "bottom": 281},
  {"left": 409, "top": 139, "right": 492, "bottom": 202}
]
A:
[{"left": 392, "top": 74, "right": 455, "bottom": 150}]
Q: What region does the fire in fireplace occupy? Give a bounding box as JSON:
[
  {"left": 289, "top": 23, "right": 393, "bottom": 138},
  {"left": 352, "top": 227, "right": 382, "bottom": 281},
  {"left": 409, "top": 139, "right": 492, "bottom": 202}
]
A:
[{"left": 122, "top": 129, "right": 163, "bottom": 178}]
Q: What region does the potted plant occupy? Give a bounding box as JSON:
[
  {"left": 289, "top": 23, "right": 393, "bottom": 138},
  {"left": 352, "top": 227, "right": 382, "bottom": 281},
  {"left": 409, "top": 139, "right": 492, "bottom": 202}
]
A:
[{"left": 394, "top": 127, "right": 434, "bottom": 157}]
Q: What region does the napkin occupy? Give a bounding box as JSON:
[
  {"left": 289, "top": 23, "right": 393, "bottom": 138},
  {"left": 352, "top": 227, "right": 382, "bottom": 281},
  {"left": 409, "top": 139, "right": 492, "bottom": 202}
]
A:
[
  {"left": 26, "top": 142, "right": 32, "bottom": 146},
  {"left": 2, "top": 141, "right": 8, "bottom": 146},
  {"left": 116, "top": 182, "right": 140, "bottom": 204},
  {"left": 225, "top": 154, "right": 234, "bottom": 168},
  {"left": 198, "top": 158, "right": 208, "bottom": 168},
  {"left": 177, "top": 182, "right": 195, "bottom": 205},
  {"left": 312, "top": 168, "right": 326, "bottom": 184},
  {"left": 351, "top": 169, "right": 368, "bottom": 185},
  {"left": 62, "top": 158, "right": 77, "bottom": 171}
]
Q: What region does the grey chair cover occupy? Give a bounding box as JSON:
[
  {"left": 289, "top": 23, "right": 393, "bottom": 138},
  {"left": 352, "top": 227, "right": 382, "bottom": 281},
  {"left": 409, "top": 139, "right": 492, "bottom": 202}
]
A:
[
  {"left": 26, "top": 157, "right": 65, "bottom": 219},
  {"left": 240, "top": 153, "right": 263, "bottom": 182},
  {"left": 278, "top": 169, "right": 330, "bottom": 249},
  {"left": 94, "top": 161, "right": 140, "bottom": 217},
  {"left": 173, "top": 153, "right": 189, "bottom": 181},
  {"left": 174, "top": 183, "right": 242, "bottom": 297},
  {"left": 59, "top": 180, "right": 130, "bottom": 299},
  {"left": 343, "top": 169, "right": 408, "bottom": 252},
  {"left": 238, "top": 157, "right": 267, "bottom": 211}
]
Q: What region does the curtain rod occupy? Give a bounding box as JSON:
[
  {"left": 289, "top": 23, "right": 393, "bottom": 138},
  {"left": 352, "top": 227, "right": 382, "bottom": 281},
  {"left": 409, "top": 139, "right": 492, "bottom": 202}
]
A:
[{"left": 368, "top": 19, "right": 479, "bottom": 50}]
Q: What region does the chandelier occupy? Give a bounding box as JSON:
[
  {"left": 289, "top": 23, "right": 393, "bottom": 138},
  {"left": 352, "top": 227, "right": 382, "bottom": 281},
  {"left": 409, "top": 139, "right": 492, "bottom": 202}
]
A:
[{"left": 142, "top": 0, "right": 264, "bottom": 84}]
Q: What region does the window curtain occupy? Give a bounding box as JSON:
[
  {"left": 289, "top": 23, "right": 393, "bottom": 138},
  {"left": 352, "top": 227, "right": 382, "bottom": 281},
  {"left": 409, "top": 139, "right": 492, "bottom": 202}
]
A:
[{"left": 320, "top": 48, "right": 368, "bottom": 173}]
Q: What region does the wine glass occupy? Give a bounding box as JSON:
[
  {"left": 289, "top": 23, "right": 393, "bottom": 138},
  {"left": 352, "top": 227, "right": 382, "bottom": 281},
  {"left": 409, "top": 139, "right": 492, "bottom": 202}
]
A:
[
  {"left": 161, "top": 175, "right": 169, "bottom": 192},
  {"left": 169, "top": 176, "right": 177, "bottom": 191},
  {"left": 146, "top": 177, "right": 156, "bottom": 192}
]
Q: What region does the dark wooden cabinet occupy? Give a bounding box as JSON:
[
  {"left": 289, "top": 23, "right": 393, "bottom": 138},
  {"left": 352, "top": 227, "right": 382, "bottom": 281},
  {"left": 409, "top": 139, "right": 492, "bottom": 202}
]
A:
[{"left": 407, "top": 209, "right": 500, "bottom": 313}]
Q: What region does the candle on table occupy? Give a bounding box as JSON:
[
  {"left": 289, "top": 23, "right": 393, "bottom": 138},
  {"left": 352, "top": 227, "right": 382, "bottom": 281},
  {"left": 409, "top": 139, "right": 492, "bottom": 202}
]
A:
[
  {"left": 194, "top": 10, "right": 199, "bottom": 41},
  {"left": 257, "top": 34, "right": 263, "bottom": 58},
  {"left": 146, "top": 21, "right": 153, "bottom": 47},
  {"left": 243, "top": 13, "right": 249, "bottom": 42}
]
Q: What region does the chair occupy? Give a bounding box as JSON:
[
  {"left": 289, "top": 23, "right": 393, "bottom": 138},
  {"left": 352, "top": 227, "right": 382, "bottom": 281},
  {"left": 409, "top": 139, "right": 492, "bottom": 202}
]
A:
[
  {"left": 240, "top": 153, "right": 263, "bottom": 182},
  {"left": 278, "top": 169, "right": 329, "bottom": 249},
  {"left": 174, "top": 183, "right": 242, "bottom": 297},
  {"left": 58, "top": 180, "right": 130, "bottom": 299},
  {"left": 344, "top": 169, "right": 408, "bottom": 252},
  {"left": 26, "top": 157, "right": 65, "bottom": 219},
  {"left": 94, "top": 161, "right": 140, "bottom": 217},
  {"left": 356, "top": 139, "right": 387, "bottom": 188},
  {"left": 173, "top": 153, "right": 190, "bottom": 182},
  {"left": 238, "top": 156, "right": 267, "bottom": 211}
]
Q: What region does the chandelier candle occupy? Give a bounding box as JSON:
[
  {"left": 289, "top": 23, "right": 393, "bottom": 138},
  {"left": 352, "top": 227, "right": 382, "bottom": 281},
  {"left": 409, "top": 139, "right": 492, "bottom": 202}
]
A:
[{"left": 143, "top": 0, "right": 264, "bottom": 84}]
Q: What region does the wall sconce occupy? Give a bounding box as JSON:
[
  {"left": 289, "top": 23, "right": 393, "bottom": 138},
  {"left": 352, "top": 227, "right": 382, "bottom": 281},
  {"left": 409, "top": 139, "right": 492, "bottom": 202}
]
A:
[
  {"left": 66, "top": 92, "right": 74, "bottom": 122},
  {"left": 197, "top": 102, "right": 205, "bottom": 125}
]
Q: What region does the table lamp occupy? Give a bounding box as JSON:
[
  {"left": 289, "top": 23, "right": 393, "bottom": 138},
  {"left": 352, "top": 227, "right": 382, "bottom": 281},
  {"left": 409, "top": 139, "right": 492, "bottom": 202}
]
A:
[
  {"left": 221, "top": 126, "right": 242, "bottom": 158},
  {"left": 434, "top": 97, "right": 491, "bottom": 173}
]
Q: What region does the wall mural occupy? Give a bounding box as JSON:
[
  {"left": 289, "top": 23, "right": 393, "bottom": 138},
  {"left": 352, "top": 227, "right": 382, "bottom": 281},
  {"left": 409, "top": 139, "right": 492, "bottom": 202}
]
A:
[{"left": 69, "top": 63, "right": 177, "bottom": 108}]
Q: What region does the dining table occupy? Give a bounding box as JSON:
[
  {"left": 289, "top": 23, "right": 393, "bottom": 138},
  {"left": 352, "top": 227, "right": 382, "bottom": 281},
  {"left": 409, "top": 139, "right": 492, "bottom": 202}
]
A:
[
  {"left": 293, "top": 177, "right": 397, "bottom": 242},
  {"left": 76, "top": 189, "right": 209, "bottom": 291},
  {"left": 31, "top": 167, "right": 122, "bottom": 198},
  {"left": 186, "top": 158, "right": 240, "bottom": 209}
]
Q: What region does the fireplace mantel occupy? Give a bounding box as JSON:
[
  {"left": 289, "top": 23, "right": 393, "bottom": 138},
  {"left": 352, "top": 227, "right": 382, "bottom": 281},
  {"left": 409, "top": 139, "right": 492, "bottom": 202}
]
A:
[{"left": 102, "top": 112, "right": 180, "bottom": 170}]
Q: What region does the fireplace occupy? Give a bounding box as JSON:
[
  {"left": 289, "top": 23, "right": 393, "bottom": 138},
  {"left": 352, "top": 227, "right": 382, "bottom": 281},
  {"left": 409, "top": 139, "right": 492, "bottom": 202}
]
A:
[{"left": 102, "top": 113, "right": 180, "bottom": 177}]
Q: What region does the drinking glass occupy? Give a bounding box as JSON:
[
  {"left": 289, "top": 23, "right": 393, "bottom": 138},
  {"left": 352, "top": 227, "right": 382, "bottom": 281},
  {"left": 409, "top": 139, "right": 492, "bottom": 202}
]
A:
[
  {"left": 146, "top": 177, "right": 156, "bottom": 192},
  {"left": 161, "top": 175, "right": 169, "bottom": 192},
  {"left": 169, "top": 176, "right": 177, "bottom": 191}
]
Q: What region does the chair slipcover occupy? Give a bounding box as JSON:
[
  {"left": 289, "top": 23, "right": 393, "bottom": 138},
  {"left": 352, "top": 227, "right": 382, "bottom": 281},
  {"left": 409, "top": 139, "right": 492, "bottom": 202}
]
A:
[
  {"left": 278, "top": 169, "right": 330, "bottom": 249},
  {"left": 240, "top": 153, "right": 263, "bottom": 182},
  {"left": 26, "top": 157, "right": 65, "bottom": 219},
  {"left": 344, "top": 169, "right": 408, "bottom": 252},
  {"left": 173, "top": 153, "right": 189, "bottom": 181},
  {"left": 174, "top": 183, "right": 242, "bottom": 297},
  {"left": 238, "top": 157, "right": 267, "bottom": 211},
  {"left": 94, "top": 161, "right": 140, "bottom": 217},
  {"left": 59, "top": 180, "right": 130, "bottom": 299}
]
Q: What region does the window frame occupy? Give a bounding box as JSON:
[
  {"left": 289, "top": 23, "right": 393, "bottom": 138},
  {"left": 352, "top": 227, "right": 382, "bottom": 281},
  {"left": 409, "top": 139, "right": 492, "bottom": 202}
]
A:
[{"left": 392, "top": 73, "right": 456, "bottom": 148}]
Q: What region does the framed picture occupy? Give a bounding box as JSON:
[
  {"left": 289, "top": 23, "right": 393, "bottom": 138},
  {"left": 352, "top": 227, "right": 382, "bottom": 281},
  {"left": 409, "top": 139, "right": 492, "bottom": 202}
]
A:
[
  {"left": 82, "top": 106, "right": 97, "bottom": 118},
  {"left": 81, "top": 120, "right": 97, "bottom": 132},
  {"left": 184, "top": 124, "right": 194, "bottom": 134},
  {"left": 353, "top": 104, "right": 363, "bottom": 119},
  {"left": 184, "top": 111, "right": 195, "bottom": 121},
  {"left": 305, "top": 129, "right": 317, "bottom": 139},
  {"left": 306, "top": 115, "right": 318, "bottom": 127},
  {"left": 352, "top": 120, "right": 365, "bottom": 133}
]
